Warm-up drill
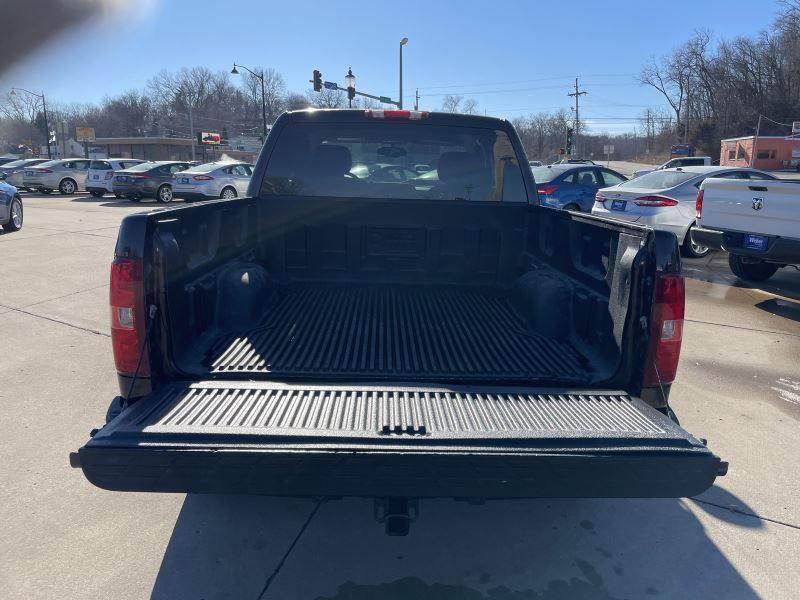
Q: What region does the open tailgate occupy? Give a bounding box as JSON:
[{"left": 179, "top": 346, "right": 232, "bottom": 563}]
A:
[{"left": 73, "top": 381, "right": 725, "bottom": 498}]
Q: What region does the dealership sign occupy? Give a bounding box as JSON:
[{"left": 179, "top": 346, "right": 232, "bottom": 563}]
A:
[{"left": 198, "top": 131, "right": 221, "bottom": 145}]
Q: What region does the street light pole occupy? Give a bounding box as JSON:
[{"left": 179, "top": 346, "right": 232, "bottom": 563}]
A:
[
  {"left": 12, "top": 87, "right": 51, "bottom": 158},
  {"left": 399, "top": 37, "right": 408, "bottom": 109},
  {"left": 232, "top": 63, "right": 268, "bottom": 141}
]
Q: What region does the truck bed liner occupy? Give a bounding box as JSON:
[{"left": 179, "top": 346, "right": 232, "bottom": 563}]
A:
[{"left": 205, "top": 283, "right": 587, "bottom": 381}]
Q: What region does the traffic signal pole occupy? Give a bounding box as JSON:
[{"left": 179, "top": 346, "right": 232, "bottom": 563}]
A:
[{"left": 310, "top": 69, "right": 401, "bottom": 107}]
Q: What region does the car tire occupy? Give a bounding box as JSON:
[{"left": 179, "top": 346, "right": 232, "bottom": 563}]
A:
[
  {"left": 681, "top": 225, "right": 712, "bottom": 258},
  {"left": 563, "top": 203, "right": 581, "bottom": 212},
  {"left": 220, "top": 186, "right": 237, "bottom": 200},
  {"left": 89, "top": 190, "right": 105, "bottom": 198},
  {"left": 728, "top": 253, "right": 779, "bottom": 282},
  {"left": 2, "top": 195, "right": 23, "bottom": 232},
  {"left": 156, "top": 184, "right": 173, "bottom": 203},
  {"left": 59, "top": 178, "right": 77, "bottom": 195}
]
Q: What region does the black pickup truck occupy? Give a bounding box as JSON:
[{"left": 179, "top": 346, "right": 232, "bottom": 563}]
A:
[{"left": 72, "top": 109, "right": 725, "bottom": 533}]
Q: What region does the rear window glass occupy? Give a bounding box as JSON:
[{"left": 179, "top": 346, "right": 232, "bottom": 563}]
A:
[
  {"left": 124, "top": 161, "right": 156, "bottom": 172},
  {"left": 531, "top": 166, "right": 567, "bottom": 183},
  {"left": 90, "top": 161, "right": 112, "bottom": 170},
  {"left": 261, "top": 122, "right": 528, "bottom": 202},
  {"left": 192, "top": 162, "right": 227, "bottom": 173},
  {"left": 619, "top": 170, "right": 696, "bottom": 189},
  {"left": 2, "top": 159, "right": 32, "bottom": 168}
]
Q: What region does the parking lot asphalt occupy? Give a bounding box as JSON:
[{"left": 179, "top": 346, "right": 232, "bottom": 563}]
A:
[{"left": 1, "top": 192, "right": 798, "bottom": 600}]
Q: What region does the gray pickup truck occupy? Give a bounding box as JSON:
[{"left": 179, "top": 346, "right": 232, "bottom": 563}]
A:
[{"left": 72, "top": 109, "right": 725, "bottom": 534}]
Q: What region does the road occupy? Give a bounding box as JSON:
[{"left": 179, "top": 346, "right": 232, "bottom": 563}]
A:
[{"left": 1, "top": 192, "right": 798, "bottom": 600}]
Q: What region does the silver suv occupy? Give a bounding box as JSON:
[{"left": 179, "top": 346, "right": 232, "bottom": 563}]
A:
[{"left": 22, "top": 158, "right": 91, "bottom": 195}]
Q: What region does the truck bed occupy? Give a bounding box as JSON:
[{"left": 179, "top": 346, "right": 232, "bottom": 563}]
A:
[{"left": 204, "top": 283, "right": 586, "bottom": 382}]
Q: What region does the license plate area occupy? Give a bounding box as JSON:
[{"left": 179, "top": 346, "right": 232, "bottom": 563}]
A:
[
  {"left": 180, "top": 178, "right": 189, "bottom": 184},
  {"left": 611, "top": 200, "right": 627, "bottom": 211},
  {"left": 744, "top": 234, "right": 768, "bottom": 251}
]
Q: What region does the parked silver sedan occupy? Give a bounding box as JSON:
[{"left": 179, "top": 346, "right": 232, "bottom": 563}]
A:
[
  {"left": 22, "top": 158, "right": 91, "bottom": 194},
  {"left": 172, "top": 161, "right": 253, "bottom": 202},
  {"left": 0, "top": 158, "right": 49, "bottom": 189}
]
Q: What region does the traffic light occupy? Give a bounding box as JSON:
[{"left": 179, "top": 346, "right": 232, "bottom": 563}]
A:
[
  {"left": 566, "top": 128, "right": 574, "bottom": 154},
  {"left": 348, "top": 86, "right": 356, "bottom": 101},
  {"left": 312, "top": 69, "right": 322, "bottom": 92}
]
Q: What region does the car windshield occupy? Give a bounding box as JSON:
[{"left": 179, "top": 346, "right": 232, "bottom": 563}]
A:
[
  {"left": 191, "top": 162, "right": 232, "bottom": 173},
  {"left": 90, "top": 161, "right": 112, "bottom": 169},
  {"left": 262, "top": 121, "right": 528, "bottom": 202},
  {"left": 531, "top": 166, "right": 567, "bottom": 183},
  {"left": 618, "top": 170, "right": 697, "bottom": 189},
  {"left": 32, "top": 160, "right": 63, "bottom": 169}
]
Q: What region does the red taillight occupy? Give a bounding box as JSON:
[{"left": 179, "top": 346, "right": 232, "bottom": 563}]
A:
[
  {"left": 643, "top": 272, "right": 685, "bottom": 387},
  {"left": 193, "top": 174, "right": 214, "bottom": 181},
  {"left": 110, "top": 257, "right": 149, "bottom": 377},
  {"left": 537, "top": 184, "right": 559, "bottom": 196},
  {"left": 365, "top": 109, "right": 429, "bottom": 120},
  {"left": 695, "top": 188, "right": 704, "bottom": 219},
  {"left": 594, "top": 191, "right": 604, "bottom": 205},
  {"left": 39, "top": 169, "right": 53, "bottom": 173},
  {"left": 634, "top": 195, "right": 678, "bottom": 207},
  {"left": 131, "top": 174, "right": 150, "bottom": 180}
]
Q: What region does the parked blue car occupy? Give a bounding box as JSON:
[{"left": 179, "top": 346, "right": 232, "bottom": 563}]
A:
[{"left": 532, "top": 164, "right": 627, "bottom": 212}]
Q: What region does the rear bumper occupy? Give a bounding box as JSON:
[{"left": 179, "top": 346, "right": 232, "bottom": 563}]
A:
[
  {"left": 112, "top": 184, "right": 153, "bottom": 197},
  {"left": 692, "top": 226, "right": 800, "bottom": 264},
  {"left": 74, "top": 381, "right": 725, "bottom": 499},
  {"left": 172, "top": 191, "right": 214, "bottom": 202}
]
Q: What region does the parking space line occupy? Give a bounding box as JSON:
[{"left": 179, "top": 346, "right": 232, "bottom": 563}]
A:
[
  {"left": 690, "top": 498, "right": 800, "bottom": 530},
  {"left": 685, "top": 318, "right": 800, "bottom": 338}
]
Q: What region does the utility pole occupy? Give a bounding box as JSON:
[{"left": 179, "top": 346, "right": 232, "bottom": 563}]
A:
[
  {"left": 567, "top": 77, "right": 587, "bottom": 157},
  {"left": 414, "top": 88, "right": 419, "bottom": 111},
  {"left": 751, "top": 114, "right": 762, "bottom": 168},
  {"left": 399, "top": 37, "right": 408, "bottom": 110},
  {"left": 188, "top": 103, "right": 195, "bottom": 161},
  {"left": 684, "top": 88, "right": 690, "bottom": 143}
]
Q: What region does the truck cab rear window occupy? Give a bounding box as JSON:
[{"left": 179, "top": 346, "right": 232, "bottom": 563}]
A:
[{"left": 261, "top": 122, "right": 527, "bottom": 202}]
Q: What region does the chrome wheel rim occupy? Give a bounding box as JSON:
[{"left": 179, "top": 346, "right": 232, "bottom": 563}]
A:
[
  {"left": 159, "top": 186, "right": 172, "bottom": 202},
  {"left": 11, "top": 200, "right": 21, "bottom": 227},
  {"left": 222, "top": 188, "right": 236, "bottom": 199},
  {"left": 691, "top": 240, "right": 709, "bottom": 256},
  {"left": 62, "top": 180, "right": 75, "bottom": 194}
]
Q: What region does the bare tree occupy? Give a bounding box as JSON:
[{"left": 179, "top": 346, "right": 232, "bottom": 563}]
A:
[
  {"left": 308, "top": 87, "right": 345, "bottom": 109},
  {"left": 440, "top": 94, "right": 463, "bottom": 113}
]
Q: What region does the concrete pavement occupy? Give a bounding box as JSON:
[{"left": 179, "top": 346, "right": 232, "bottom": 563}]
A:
[{"left": 1, "top": 192, "right": 798, "bottom": 599}]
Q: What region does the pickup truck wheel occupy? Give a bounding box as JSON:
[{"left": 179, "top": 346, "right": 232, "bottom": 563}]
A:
[
  {"left": 156, "top": 184, "right": 173, "bottom": 203},
  {"left": 681, "top": 226, "right": 711, "bottom": 258},
  {"left": 2, "top": 196, "right": 23, "bottom": 231},
  {"left": 220, "top": 186, "right": 237, "bottom": 200},
  {"left": 728, "top": 254, "right": 779, "bottom": 282},
  {"left": 59, "top": 178, "right": 77, "bottom": 195}
]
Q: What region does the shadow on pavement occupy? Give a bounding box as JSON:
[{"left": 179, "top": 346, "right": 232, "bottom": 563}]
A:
[
  {"left": 68, "top": 196, "right": 144, "bottom": 208},
  {"left": 691, "top": 484, "right": 764, "bottom": 527},
  {"left": 151, "top": 493, "right": 759, "bottom": 600},
  {"left": 755, "top": 297, "right": 800, "bottom": 323}
]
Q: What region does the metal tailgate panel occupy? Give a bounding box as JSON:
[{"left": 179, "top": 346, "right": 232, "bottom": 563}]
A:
[{"left": 77, "top": 382, "right": 723, "bottom": 499}]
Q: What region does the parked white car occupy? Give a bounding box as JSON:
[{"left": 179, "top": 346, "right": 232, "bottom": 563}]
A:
[
  {"left": 691, "top": 177, "right": 800, "bottom": 281},
  {"left": 171, "top": 161, "right": 253, "bottom": 202},
  {"left": 86, "top": 159, "right": 146, "bottom": 197},
  {"left": 632, "top": 156, "right": 712, "bottom": 179},
  {"left": 592, "top": 166, "right": 776, "bottom": 258},
  {"left": 22, "top": 158, "right": 91, "bottom": 194}
]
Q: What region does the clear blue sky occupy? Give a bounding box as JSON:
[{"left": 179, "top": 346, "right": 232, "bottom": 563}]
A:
[{"left": 0, "top": 0, "right": 783, "bottom": 133}]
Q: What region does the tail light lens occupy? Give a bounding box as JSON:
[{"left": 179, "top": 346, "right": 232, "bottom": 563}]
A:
[
  {"left": 193, "top": 175, "right": 214, "bottom": 181},
  {"left": 38, "top": 169, "right": 53, "bottom": 173},
  {"left": 695, "top": 188, "right": 704, "bottom": 219},
  {"left": 537, "top": 184, "right": 559, "bottom": 196},
  {"left": 131, "top": 174, "right": 150, "bottom": 180},
  {"left": 643, "top": 272, "right": 685, "bottom": 387},
  {"left": 110, "top": 257, "right": 149, "bottom": 377},
  {"left": 594, "top": 191, "right": 604, "bottom": 205},
  {"left": 634, "top": 195, "right": 678, "bottom": 207}
]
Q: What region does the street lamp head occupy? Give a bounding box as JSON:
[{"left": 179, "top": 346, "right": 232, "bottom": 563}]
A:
[
  {"left": 231, "top": 64, "right": 239, "bottom": 75},
  {"left": 345, "top": 67, "right": 356, "bottom": 90},
  {"left": 400, "top": 37, "right": 408, "bottom": 45}
]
